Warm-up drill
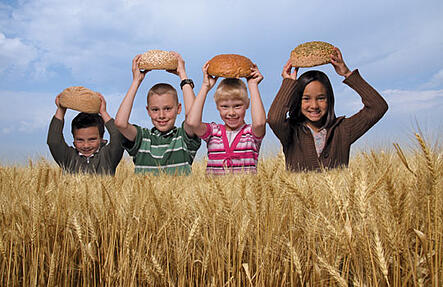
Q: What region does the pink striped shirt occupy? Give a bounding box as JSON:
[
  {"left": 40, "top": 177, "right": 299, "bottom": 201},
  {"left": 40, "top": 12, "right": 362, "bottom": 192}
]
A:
[{"left": 200, "top": 123, "right": 263, "bottom": 175}]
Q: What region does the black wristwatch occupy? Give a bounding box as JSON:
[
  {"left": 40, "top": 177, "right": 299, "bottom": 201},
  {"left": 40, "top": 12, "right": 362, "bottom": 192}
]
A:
[{"left": 180, "top": 79, "right": 194, "bottom": 89}]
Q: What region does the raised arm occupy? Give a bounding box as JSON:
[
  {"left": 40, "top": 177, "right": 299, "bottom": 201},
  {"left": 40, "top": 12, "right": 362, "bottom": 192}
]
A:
[
  {"left": 186, "top": 62, "right": 218, "bottom": 137},
  {"left": 167, "top": 51, "right": 196, "bottom": 136},
  {"left": 115, "top": 55, "right": 147, "bottom": 141},
  {"left": 97, "top": 93, "right": 111, "bottom": 123},
  {"left": 267, "top": 60, "right": 298, "bottom": 146},
  {"left": 246, "top": 64, "right": 266, "bottom": 138},
  {"left": 47, "top": 93, "right": 70, "bottom": 166},
  {"left": 331, "top": 47, "right": 388, "bottom": 143}
]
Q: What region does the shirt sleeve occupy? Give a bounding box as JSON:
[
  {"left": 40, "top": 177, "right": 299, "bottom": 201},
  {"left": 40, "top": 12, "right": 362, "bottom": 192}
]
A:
[
  {"left": 267, "top": 78, "right": 298, "bottom": 147},
  {"left": 103, "top": 118, "right": 124, "bottom": 166},
  {"left": 46, "top": 116, "right": 74, "bottom": 167},
  {"left": 122, "top": 124, "right": 145, "bottom": 157},
  {"left": 199, "top": 122, "right": 216, "bottom": 142},
  {"left": 342, "top": 70, "right": 389, "bottom": 144},
  {"left": 180, "top": 121, "right": 202, "bottom": 152}
]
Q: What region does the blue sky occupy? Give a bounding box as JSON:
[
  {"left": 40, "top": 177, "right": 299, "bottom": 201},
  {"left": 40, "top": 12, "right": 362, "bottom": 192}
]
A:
[{"left": 1, "top": 0, "right": 443, "bottom": 164}]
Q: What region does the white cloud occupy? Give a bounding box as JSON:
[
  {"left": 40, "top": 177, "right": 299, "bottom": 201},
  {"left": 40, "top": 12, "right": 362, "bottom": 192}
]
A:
[
  {"left": 339, "top": 87, "right": 443, "bottom": 115},
  {"left": 0, "top": 90, "right": 54, "bottom": 134},
  {"left": 0, "top": 32, "right": 37, "bottom": 73}
]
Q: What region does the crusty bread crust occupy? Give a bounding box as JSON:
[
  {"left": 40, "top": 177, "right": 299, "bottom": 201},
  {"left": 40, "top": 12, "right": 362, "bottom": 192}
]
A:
[
  {"left": 290, "top": 41, "right": 336, "bottom": 68},
  {"left": 207, "top": 54, "right": 253, "bottom": 78},
  {"left": 59, "top": 86, "right": 101, "bottom": 114},
  {"left": 138, "top": 50, "right": 178, "bottom": 70}
]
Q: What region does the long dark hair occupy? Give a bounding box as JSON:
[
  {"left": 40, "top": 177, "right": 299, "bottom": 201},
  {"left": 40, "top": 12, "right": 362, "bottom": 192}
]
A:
[{"left": 288, "top": 70, "right": 336, "bottom": 129}]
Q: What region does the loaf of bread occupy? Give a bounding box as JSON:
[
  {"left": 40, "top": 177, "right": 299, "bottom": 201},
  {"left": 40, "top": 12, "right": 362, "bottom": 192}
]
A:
[
  {"left": 290, "top": 41, "right": 336, "bottom": 67},
  {"left": 59, "top": 86, "right": 101, "bottom": 114},
  {"left": 207, "top": 54, "right": 253, "bottom": 78},
  {"left": 138, "top": 50, "right": 178, "bottom": 70}
]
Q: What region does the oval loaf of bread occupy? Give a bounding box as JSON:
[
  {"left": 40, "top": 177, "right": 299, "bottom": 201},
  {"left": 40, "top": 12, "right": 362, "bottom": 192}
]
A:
[
  {"left": 138, "top": 50, "right": 178, "bottom": 70},
  {"left": 290, "top": 41, "right": 336, "bottom": 68},
  {"left": 59, "top": 86, "right": 101, "bottom": 114},
  {"left": 207, "top": 54, "right": 253, "bottom": 78}
]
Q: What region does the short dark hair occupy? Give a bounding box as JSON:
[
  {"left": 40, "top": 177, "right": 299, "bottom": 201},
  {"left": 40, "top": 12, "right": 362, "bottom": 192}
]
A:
[
  {"left": 71, "top": 112, "right": 105, "bottom": 138},
  {"left": 289, "top": 70, "right": 336, "bottom": 129}
]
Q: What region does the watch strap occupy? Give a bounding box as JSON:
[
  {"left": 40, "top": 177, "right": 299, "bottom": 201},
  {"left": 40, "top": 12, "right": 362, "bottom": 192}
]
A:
[{"left": 180, "top": 79, "right": 194, "bottom": 89}]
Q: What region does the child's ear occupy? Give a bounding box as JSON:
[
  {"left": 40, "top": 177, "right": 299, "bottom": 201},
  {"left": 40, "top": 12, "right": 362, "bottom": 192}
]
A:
[
  {"left": 246, "top": 99, "right": 250, "bottom": 109},
  {"left": 177, "top": 103, "right": 182, "bottom": 114}
]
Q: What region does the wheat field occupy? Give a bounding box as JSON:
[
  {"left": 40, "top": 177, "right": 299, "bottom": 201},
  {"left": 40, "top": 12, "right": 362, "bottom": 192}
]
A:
[{"left": 0, "top": 134, "right": 442, "bottom": 286}]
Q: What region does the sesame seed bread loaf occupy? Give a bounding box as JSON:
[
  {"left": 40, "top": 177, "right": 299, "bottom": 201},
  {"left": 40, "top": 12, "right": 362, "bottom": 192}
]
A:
[
  {"left": 290, "top": 41, "right": 336, "bottom": 67},
  {"left": 138, "top": 50, "right": 178, "bottom": 70},
  {"left": 207, "top": 54, "right": 253, "bottom": 78},
  {"left": 59, "top": 86, "right": 101, "bottom": 114}
]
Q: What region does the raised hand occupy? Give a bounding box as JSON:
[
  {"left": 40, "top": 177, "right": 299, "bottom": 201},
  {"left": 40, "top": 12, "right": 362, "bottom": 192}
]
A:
[
  {"left": 331, "top": 47, "right": 351, "bottom": 78},
  {"left": 247, "top": 64, "right": 264, "bottom": 86},
  {"left": 282, "top": 59, "right": 298, "bottom": 80},
  {"left": 202, "top": 61, "right": 218, "bottom": 91},
  {"left": 132, "top": 54, "right": 148, "bottom": 82},
  {"left": 167, "top": 51, "right": 187, "bottom": 80}
]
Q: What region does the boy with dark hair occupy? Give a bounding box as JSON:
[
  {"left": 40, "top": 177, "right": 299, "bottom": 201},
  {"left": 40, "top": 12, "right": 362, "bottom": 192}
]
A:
[
  {"left": 115, "top": 52, "right": 201, "bottom": 175},
  {"left": 47, "top": 93, "right": 124, "bottom": 175}
]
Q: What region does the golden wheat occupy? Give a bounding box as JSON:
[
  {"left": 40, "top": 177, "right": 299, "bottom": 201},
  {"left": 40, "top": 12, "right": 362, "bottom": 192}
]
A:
[{"left": 0, "top": 137, "right": 442, "bottom": 286}]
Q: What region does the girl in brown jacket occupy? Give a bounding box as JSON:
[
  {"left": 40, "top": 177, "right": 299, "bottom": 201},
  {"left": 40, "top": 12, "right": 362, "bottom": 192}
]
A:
[{"left": 267, "top": 47, "right": 388, "bottom": 171}]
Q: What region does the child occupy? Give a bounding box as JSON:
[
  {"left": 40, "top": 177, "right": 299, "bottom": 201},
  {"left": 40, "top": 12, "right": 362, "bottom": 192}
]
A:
[
  {"left": 47, "top": 93, "right": 124, "bottom": 175},
  {"left": 115, "top": 52, "right": 201, "bottom": 175},
  {"left": 267, "top": 47, "right": 388, "bottom": 171},
  {"left": 186, "top": 62, "right": 266, "bottom": 174}
]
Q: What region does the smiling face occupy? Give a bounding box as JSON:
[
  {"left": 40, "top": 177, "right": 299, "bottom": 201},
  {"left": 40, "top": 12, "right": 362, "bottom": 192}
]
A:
[
  {"left": 73, "top": 126, "right": 102, "bottom": 157},
  {"left": 301, "top": 80, "right": 328, "bottom": 130},
  {"left": 216, "top": 98, "right": 248, "bottom": 131},
  {"left": 146, "top": 93, "right": 181, "bottom": 132}
]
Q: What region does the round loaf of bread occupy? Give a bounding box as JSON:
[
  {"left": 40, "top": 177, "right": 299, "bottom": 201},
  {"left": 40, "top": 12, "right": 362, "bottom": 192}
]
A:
[
  {"left": 59, "top": 86, "right": 101, "bottom": 114},
  {"left": 207, "top": 54, "right": 253, "bottom": 78},
  {"left": 138, "top": 50, "right": 178, "bottom": 70},
  {"left": 290, "top": 41, "right": 336, "bottom": 67}
]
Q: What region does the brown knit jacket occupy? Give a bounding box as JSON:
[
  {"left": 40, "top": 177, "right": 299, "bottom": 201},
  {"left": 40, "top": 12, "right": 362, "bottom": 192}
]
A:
[{"left": 267, "top": 70, "right": 388, "bottom": 171}]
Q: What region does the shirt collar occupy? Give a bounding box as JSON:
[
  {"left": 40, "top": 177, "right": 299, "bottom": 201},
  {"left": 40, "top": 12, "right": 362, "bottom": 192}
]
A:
[{"left": 151, "top": 126, "right": 177, "bottom": 137}]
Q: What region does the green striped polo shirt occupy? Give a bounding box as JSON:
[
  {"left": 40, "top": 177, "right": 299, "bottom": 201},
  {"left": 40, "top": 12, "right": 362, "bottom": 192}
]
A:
[{"left": 123, "top": 122, "right": 201, "bottom": 175}]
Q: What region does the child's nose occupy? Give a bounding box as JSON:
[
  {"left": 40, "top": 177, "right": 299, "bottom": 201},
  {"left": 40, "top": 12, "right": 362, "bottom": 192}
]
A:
[{"left": 311, "top": 100, "right": 319, "bottom": 108}]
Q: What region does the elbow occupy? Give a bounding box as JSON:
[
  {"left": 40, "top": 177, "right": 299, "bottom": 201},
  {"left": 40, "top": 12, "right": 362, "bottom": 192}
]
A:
[
  {"left": 266, "top": 115, "right": 278, "bottom": 130},
  {"left": 185, "top": 117, "right": 199, "bottom": 131},
  {"left": 253, "top": 120, "right": 267, "bottom": 132},
  {"left": 114, "top": 118, "right": 127, "bottom": 130}
]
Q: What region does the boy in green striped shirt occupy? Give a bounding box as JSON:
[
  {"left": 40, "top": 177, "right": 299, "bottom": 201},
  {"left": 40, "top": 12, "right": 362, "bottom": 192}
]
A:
[{"left": 115, "top": 52, "right": 201, "bottom": 175}]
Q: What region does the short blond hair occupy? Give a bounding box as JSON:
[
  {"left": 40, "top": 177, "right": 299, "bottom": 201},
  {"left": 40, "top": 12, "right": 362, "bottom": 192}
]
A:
[
  {"left": 147, "top": 83, "right": 178, "bottom": 105},
  {"left": 214, "top": 78, "right": 248, "bottom": 104}
]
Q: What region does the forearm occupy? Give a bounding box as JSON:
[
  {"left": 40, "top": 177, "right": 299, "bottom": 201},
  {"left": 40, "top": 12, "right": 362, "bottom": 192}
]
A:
[
  {"left": 47, "top": 117, "right": 69, "bottom": 164},
  {"left": 267, "top": 78, "right": 296, "bottom": 129},
  {"left": 180, "top": 71, "right": 195, "bottom": 117},
  {"left": 101, "top": 111, "right": 111, "bottom": 123},
  {"left": 344, "top": 70, "right": 389, "bottom": 142},
  {"left": 344, "top": 70, "right": 388, "bottom": 114},
  {"left": 249, "top": 84, "right": 266, "bottom": 137},
  {"left": 54, "top": 107, "right": 66, "bottom": 121},
  {"left": 186, "top": 86, "right": 209, "bottom": 136},
  {"left": 115, "top": 80, "right": 140, "bottom": 128}
]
